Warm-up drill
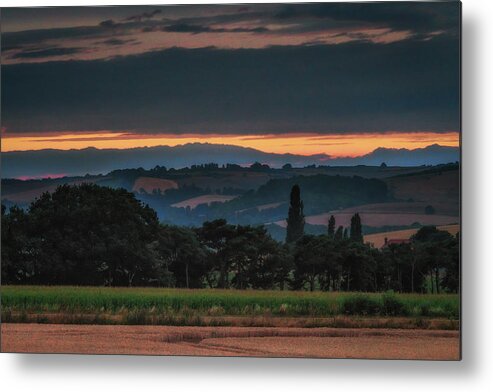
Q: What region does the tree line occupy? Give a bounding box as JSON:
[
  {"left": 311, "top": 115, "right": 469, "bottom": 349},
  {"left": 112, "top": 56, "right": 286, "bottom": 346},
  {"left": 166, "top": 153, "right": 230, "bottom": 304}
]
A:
[{"left": 1, "top": 183, "right": 459, "bottom": 293}]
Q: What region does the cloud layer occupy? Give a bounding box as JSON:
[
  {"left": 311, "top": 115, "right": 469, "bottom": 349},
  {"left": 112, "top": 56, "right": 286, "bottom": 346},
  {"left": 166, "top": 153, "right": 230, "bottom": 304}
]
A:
[
  {"left": 1, "top": 3, "right": 460, "bottom": 136},
  {"left": 1, "top": 3, "right": 459, "bottom": 64}
]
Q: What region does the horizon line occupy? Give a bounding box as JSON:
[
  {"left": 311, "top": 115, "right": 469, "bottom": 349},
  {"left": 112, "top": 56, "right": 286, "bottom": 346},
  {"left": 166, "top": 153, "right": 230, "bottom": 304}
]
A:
[
  {"left": 1, "top": 140, "right": 459, "bottom": 156},
  {"left": 1, "top": 131, "right": 460, "bottom": 158}
]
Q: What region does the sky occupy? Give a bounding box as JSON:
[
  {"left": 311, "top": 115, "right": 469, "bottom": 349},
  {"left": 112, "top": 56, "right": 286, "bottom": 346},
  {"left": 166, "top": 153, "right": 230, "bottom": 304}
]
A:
[{"left": 1, "top": 2, "right": 461, "bottom": 157}]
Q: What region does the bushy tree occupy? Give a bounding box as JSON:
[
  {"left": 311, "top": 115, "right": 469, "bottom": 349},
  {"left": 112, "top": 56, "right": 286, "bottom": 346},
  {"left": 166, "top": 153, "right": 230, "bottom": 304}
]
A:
[
  {"left": 156, "top": 225, "right": 206, "bottom": 288},
  {"left": 231, "top": 225, "right": 284, "bottom": 289},
  {"left": 4, "top": 184, "right": 160, "bottom": 286},
  {"left": 341, "top": 242, "right": 375, "bottom": 291},
  {"left": 412, "top": 226, "right": 457, "bottom": 294},
  {"left": 381, "top": 242, "right": 416, "bottom": 292},
  {"left": 1, "top": 184, "right": 460, "bottom": 294},
  {"left": 441, "top": 232, "right": 460, "bottom": 293},
  {"left": 318, "top": 236, "right": 344, "bottom": 291},
  {"left": 292, "top": 235, "right": 325, "bottom": 291},
  {"left": 195, "top": 219, "right": 236, "bottom": 288},
  {"left": 1, "top": 205, "right": 37, "bottom": 284}
]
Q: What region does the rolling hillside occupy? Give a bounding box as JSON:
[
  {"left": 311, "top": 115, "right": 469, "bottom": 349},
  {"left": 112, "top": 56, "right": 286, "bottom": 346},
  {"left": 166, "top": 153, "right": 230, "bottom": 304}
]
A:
[
  {"left": 2, "top": 163, "right": 459, "bottom": 231},
  {"left": 386, "top": 167, "right": 459, "bottom": 207},
  {"left": 171, "top": 195, "right": 238, "bottom": 209},
  {"left": 2, "top": 143, "right": 459, "bottom": 178}
]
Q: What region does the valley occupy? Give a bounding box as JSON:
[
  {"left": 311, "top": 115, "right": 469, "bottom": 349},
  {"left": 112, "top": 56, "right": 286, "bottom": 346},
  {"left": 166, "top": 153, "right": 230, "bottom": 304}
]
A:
[{"left": 2, "top": 162, "right": 460, "bottom": 243}]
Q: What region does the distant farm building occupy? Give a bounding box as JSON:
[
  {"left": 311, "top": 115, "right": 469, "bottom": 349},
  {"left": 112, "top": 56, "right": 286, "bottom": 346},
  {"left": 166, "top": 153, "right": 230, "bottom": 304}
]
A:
[{"left": 381, "top": 238, "right": 412, "bottom": 249}]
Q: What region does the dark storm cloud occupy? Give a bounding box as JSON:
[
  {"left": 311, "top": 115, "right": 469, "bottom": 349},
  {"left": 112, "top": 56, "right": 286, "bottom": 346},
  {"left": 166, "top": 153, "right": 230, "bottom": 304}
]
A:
[
  {"left": 0, "top": 8, "right": 265, "bottom": 53},
  {"left": 11, "top": 47, "right": 85, "bottom": 59},
  {"left": 1, "top": 2, "right": 460, "bottom": 64},
  {"left": 100, "top": 38, "right": 137, "bottom": 46},
  {"left": 1, "top": 36, "right": 460, "bottom": 135},
  {"left": 1, "top": 18, "right": 153, "bottom": 61},
  {"left": 161, "top": 23, "right": 268, "bottom": 34},
  {"left": 99, "top": 19, "right": 120, "bottom": 28},
  {"left": 124, "top": 9, "right": 162, "bottom": 22},
  {"left": 1, "top": 17, "right": 148, "bottom": 53},
  {"left": 1, "top": 25, "right": 102, "bottom": 51},
  {"left": 161, "top": 23, "right": 219, "bottom": 33},
  {"left": 160, "top": 2, "right": 459, "bottom": 39},
  {"left": 275, "top": 2, "right": 460, "bottom": 34}
]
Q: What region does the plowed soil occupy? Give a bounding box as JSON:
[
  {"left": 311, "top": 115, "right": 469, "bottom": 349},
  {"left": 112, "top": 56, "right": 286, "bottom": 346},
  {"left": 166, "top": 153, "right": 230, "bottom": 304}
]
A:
[{"left": 1, "top": 324, "right": 460, "bottom": 360}]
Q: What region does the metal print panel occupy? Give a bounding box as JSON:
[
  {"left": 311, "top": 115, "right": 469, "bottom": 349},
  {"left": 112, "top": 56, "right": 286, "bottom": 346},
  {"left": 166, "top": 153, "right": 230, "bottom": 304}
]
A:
[{"left": 0, "top": 1, "right": 461, "bottom": 360}]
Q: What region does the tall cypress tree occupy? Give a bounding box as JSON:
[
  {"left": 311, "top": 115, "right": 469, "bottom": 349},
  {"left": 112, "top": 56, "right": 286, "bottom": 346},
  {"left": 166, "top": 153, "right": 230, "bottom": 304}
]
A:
[
  {"left": 286, "top": 184, "right": 305, "bottom": 243},
  {"left": 327, "top": 215, "right": 336, "bottom": 238},
  {"left": 350, "top": 213, "right": 363, "bottom": 243},
  {"left": 334, "top": 226, "right": 344, "bottom": 241}
]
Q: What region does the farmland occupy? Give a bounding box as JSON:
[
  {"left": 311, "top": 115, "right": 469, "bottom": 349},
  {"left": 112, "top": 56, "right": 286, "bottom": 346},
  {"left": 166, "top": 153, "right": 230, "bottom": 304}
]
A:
[
  {"left": 1, "top": 164, "right": 460, "bottom": 230},
  {"left": 334, "top": 201, "right": 459, "bottom": 217},
  {"left": 132, "top": 177, "right": 178, "bottom": 193},
  {"left": 171, "top": 194, "right": 238, "bottom": 209},
  {"left": 386, "top": 169, "right": 459, "bottom": 207},
  {"left": 1, "top": 286, "right": 460, "bottom": 358},
  {"left": 1, "top": 286, "right": 459, "bottom": 328},
  {"left": 364, "top": 224, "right": 460, "bottom": 248},
  {"left": 1, "top": 324, "right": 460, "bottom": 359},
  {"left": 276, "top": 212, "right": 458, "bottom": 228}
]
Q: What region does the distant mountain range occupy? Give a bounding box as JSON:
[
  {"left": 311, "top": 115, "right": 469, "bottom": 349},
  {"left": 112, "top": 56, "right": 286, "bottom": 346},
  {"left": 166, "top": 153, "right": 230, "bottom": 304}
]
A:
[
  {"left": 330, "top": 144, "right": 460, "bottom": 167},
  {"left": 1, "top": 143, "right": 459, "bottom": 179}
]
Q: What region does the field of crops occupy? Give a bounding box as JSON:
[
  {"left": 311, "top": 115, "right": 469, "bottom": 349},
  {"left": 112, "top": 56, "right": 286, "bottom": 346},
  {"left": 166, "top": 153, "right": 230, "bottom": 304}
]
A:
[{"left": 1, "top": 286, "right": 459, "bottom": 323}]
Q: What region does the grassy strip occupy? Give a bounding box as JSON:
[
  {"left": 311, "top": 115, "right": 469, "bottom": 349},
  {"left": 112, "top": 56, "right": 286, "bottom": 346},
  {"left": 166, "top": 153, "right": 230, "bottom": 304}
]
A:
[
  {"left": 1, "top": 310, "right": 459, "bottom": 330},
  {"left": 1, "top": 286, "right": 459, "bottom": 319}
]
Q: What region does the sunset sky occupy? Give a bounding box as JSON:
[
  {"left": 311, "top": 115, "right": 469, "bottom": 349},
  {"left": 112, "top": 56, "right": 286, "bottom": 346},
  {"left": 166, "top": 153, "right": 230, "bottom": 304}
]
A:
[{"left": 1, "top": 2, "right": 460, "bottom": 156}]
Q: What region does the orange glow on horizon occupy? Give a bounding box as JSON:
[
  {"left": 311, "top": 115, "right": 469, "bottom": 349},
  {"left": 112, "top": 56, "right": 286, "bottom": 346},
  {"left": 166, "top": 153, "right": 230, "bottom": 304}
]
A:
[{"left": 1, "top": 131, "right": 459, "bottom": 157}]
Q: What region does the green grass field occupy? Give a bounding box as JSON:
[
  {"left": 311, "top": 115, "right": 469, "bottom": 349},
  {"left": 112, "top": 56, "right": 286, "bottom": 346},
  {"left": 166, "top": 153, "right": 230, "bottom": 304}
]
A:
[{"left": 1, "top": 286, "right": 459, "bottom": 324}]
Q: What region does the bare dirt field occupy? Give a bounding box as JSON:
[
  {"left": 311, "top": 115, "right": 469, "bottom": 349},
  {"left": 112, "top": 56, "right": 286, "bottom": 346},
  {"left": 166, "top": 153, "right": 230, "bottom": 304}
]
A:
[{"left": 1, "top": 324, "right": 459, "bottom": 360}]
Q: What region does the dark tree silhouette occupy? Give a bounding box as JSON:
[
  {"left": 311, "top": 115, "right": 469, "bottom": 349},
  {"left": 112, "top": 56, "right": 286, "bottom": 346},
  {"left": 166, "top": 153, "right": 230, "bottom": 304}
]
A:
[
  {"left": 334, "top": 226, "right": 344, "bottom": 241},
  {"left": 286, "top": 184, "right": 305, "bottom": 243},
  {"left": 157, "top": 225, "right": 206, "bottom": 289},
  {"left": 195, "top": 219, "right": 236, "bottom": 288},
  {"left": 327, "top": 215, "right": 336, "bottom": 238},
  {"left": 350, "top": 213, "right": 363, "bottom": 243},
  {"left": 1, "top": 185, "right": 459, "bottom": 294},
  {"left": 3, "top": 184, "right": 161, "bottom": 286},
  {"left": 425, "top": 205, "right": 436, "bottom": 215}
]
